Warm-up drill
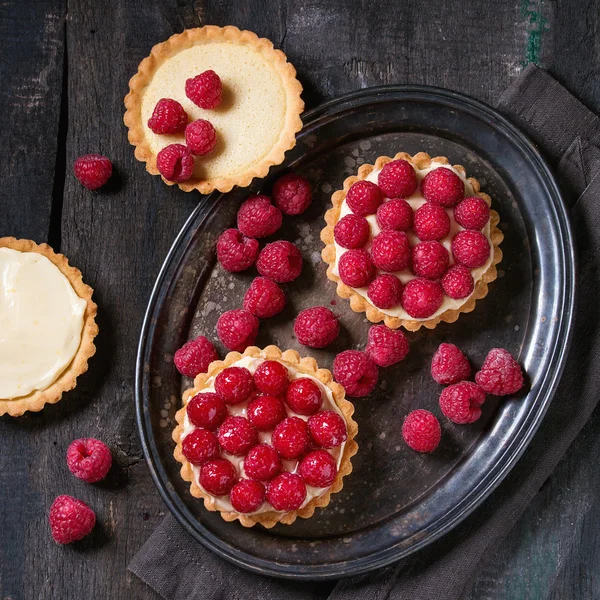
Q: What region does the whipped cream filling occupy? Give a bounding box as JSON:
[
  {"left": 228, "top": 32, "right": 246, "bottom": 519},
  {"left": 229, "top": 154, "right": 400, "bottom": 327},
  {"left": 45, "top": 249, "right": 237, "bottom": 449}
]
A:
[
  {"left": 0, "top": 248, "right": 86, "bottom": 399},
  {"left": 182, "top": 353, "right": 346, "bottom": 514},
  {"left": 332, "top": 162, "right": 494, "bottom": 320}
]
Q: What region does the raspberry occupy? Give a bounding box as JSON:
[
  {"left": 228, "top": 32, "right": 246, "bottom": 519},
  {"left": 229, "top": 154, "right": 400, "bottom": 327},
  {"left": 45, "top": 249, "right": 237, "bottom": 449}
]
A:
[
  {"left": 439, "top": 381, "right": 486, "bottom": 424},
  {"left": 338, "top": 249, "right": 375, "bottom": 288},
  {"left": 216, "top": 229, "right": 259, "bottom": 273},
  {"left": 371, "top": 230, "right": 411, "bottom": 272},
  {"left": 256, "top": 241, "right": 303, "bottom": 283},
  {"left": 272, "top": 416, "right": 310, "bottom": 459},
  {"left": 230, "top": 479, "right": 265, "bottom": 513},
  {"left": 333, "top": 214, "right": 370, "bottom": 249},
  {"left": 475, "top": 348, "right": 524, "bottom": 396},
  {"left": 441, "top": 265, "right": 475, "bottom": 299},
  {"left": 454, "top": 196, "right": 490, "bottom": 230},
  {"left": 376, "top": 199, "right": 413, "bottom": 231},
  {"left": 365, "top": 324, "right": 409, "bottom": 367},
  {"left": 182, "top": 428, "right": 220, "bottom": 466},
  {"left": 174, "top": 335, "right": 219, "bottom": 377},
  {"left": 411, "top": 241, "right": 449, "bottom": 279},
  {"left": 147, "top": 98, "right": 188, "bottom": 134},
  {"left": 254, "top": 361, "right": 289, "bottom": 396},
  {"left": 294, "top": 306, "right": 339, "bottom": 348},
  {"left": 216, "top": 309, "right": 259, "bottom": 351},
  {"left": 187, "top": 392, "right": 227, "bottom": 430},
  {"left": 156, "top": 143, "right": 194, "bottom": 182},
  {"left": 299, "top": 450, "right": 337, "bottom": 487},
  {"left": 402, "top": 410, "right": 441, "bottom": 453},
  {"left": 266, "top": 472, "right": 307, "bottom": 511},
  {"left": 377, "top": 159, "right": 418, "bottom": 198},
  {"left": 247, "top": 395, "right": 286, "bottom": 431},
  {"left": 431, "top": 343, "right": 471, "bottom": 385},
  {"left": 49, "top": 495, "right": 96, "bottom": 544},
  {"left": 413, "top": 203, "right": 451, "bottom": 241},
  {"left": 307, "top": 411, "right": 347, "bottom": 448},
  {"left": 185, "top": 69, "right": 222, "bottom": 109},
  {"left": 367, "top": 274, "right": 403, "bottom": 309},
  {"left": 451, "top": 230, "right": 491, "bottom": 268},
  {"left": 185, "top": 119, "right": 217, "bottom": 155},
  {"left": 286, "top": 378, "right": 323, "bottom": 415},
  {"left": 214, "top": 367, "right": 255, "bottom": 405},
  {"left": 200, "top": 458, "right": 237, "bottom": 496},
  {"left": 272, "top": 173, "right": 312, "bottom": 215},
  {"left": 66, "top": 438, "right": 112, "bottom": 483},
  {"left": 218, "top": 416, "right": 258, "bottom": 456},
  {"left": 421, "top": 167, "right": 465, "bottom": 207},
  {"left": 243, "top": 443, "right": 282, "bottom": 481},
  {"left": 73, "top": 154, "right": 112, "bottom": 190},
  {"left": 401, "top": 278, "right": 443, "bottom": 319},
  {"left": 346, "top": 180, "right": 384, "bottom": 216},
  {"left": 243, "top": 277, "right": 285, "bottom": 318},
  {"left": 237, "top": 195, "right": 283, "bottom": 239},
  {"left": 332, "top": 350, "right": 378, "bottom": 397}
]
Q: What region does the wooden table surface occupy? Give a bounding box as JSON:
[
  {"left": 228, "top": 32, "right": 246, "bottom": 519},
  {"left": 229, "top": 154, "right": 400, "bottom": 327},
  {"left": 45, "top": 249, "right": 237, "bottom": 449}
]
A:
[{"left": 1, "top": 1, "right": 599, "bottom": 598}]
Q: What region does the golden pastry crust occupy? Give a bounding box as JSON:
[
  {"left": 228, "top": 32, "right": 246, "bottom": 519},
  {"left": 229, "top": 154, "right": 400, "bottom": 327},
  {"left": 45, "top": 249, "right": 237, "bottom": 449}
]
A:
[
  {"left": 124, "top": 25, "right": 304, "bottom": 194},
  {"left": 173, "top": 345, "right": 358, "bottom": 528},
  {"left": 0, "top": 237, "right": 98, "bottom": 417},
  {"left": 320, "top": 152, "right": 504, "bottom": 331}
]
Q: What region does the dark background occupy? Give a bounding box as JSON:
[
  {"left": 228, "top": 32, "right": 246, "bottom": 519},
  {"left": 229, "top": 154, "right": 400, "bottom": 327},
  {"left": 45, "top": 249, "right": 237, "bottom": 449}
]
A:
[{"left": 1, "top": 1, "right": 599, "bottom": 598}]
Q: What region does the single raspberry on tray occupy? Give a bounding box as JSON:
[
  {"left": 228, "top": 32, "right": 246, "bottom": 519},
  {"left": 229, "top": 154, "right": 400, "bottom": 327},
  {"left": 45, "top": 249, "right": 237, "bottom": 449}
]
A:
[
  {"left": 307, "top": 410, "right": 347, "bottom": 448},
  {"left": 294, "top": 306, "right": 340, "bottom": 348},
  {"left": 338, "top": 249, "right": 375, "bottom": 288},
  {"left": 253, "top": 360, "right": 290, "bottom": 396},
  {"left": 185, "top": 69, "right": 222, "bottom": 109},
  {"left": 299, "top": 450, "right": 338, "bottom": 487},
  {"left": 181, "top": 428, "right": 221, "bottom": 465},
  {"left": 147, "top": 98, "right": 188, "bottom": 134},
  {"left": 413, "top": 203, "right": 451, "bottom": 241},
  {"left": 334, "top": 214, "right": 370, "bottom": 249},
  {"left": 365, "top": 324, "right": 409, "bottom": 367},
  {"left": 421, "top": 167, "right": 465, "bottom": 207},
  {"left": 376, "top": 198, "right": 413, "bottom": 231},
  {"left": 475, "top": 348, "right": 524, "bottom": 396},
  {"left": 185, "top": 119, "right": 217, "bottom": 155},
  {"left": 441, "top": 265, "right": 475, "bottom": 299},
  {"left": 186, "top": 392, "right": 227, "bottom": 430},
  {"left": 345, "top": 180, "right": 384, "bottom": 216},
  {"left": 431, "top": 343, "right": 471, "bottom": 385},
  {"left": 66, "top": 438, "right": 112, "bottom": 483},
  {"left": 156, "top": 143, "right": 194, "bottom": 182},
  {"left": 256, "top": 241, "right": 303, "bottom": 283},
  {"left": 401, "top": 278, "right": 444, "bottom": 319},
  {"left": 200, "top": 458, "right": 237, "bottom": 496},
  {"left": 247, "top": 395, "right": 286, "bottom": 431},
  {"left": 243, "top": 443, "right": 282, "bottom": 481},
  {"left": 214, "top": 366, "right": 255, "bottom": 405},
  {"left": 243, "top": 277, "right": 286, "bottom": 318},
  {"left": 377, "top": 159, "right": 418, "bottom": 198},
  {"left": 174, "top": 335, "right": 219, "bottom": 377},
  {"left": 286, "top": 378, "right": 323, "bottom": 415},
  {"left": 333, "top": 350, "right": 378, "bottom": 397},
  {"left": 266, "top": 472, "right": 307, "bottom": 511},
  {"left": 218, "top": 415, "right": 258, "bottom": 456},
  {"left": 216, "top": 309, "right": 259, "bottom": 351},
  {"left": 454, "top": 196, "right": 490, "bottom": 230},
  {"left": 402, "top": 409, "right": 441, "bottom": 453},
  {"left": 272, "top": 173, "right": 312, "bottom": 215},
  {"left": 73, "top": 154, "right": 112, "bottom": 190},
  {"left": 439, "top": 381, "right": 486, "bottom": 424},
  {"left": 49, "top": 495, "right": 96, "bottom": 544},
  {"left": 371, "top": 230, "right": 411, "bottom": 272},
  {"left": 272, "top": 416, "right": 311, "bottom": 459},
  {"left": 367, "top": 274, "right": 403, "bottom": 309},
  {"left": 216, "top": 228, "right": 259, "bottom": 273},
  {"left": 230, "top": 479, "right": 265, "bottom": 513},
  {"left": 411, "top": 241, "right": 450, "bottom": 280},
  {"left": 237, "top": 195, "right": 283, "bottom": 239},
  {"left": 451, "top": 230, "right": 491, "bottom": 269}
]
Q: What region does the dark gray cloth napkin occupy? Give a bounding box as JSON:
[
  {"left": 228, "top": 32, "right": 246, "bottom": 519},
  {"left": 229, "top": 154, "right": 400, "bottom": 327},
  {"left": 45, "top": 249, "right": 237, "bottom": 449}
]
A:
[{"left": 130, "top": 65, "right": 600, "bottom": 600}]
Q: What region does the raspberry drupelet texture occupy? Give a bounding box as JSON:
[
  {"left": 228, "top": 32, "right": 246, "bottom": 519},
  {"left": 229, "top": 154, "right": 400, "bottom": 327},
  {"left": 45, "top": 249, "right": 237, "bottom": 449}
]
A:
[
  {"left": 411, "top": 241, "right": 450, "bottom": 280},
  {"left": 454, "top": 196, "right": 490, "bottom": 230},
  {"left": 244, "top": 443, "right": 282, "bottom": 481},
  {"left": 49, "top": 495, "right": 96, "bottom": 544},
  {"left": 243, "top": 277, "right": 286, "bottom": 318},
  {"left": 272, "top": 417, "right": 311, "bottom": 459},
  {"left": 431, "top": 343, "right": 471, "bottom": 385},
  {"left": 200, "top": 458, "right": 237, "bottom": 496},
  {"left": 147, "top": 98, "right": 188, "bottom": 134},
  {"left": 214, "top": 366, "right": 255, "bottom": 405},
  {"left": 272, "top": 173, "right": 312, "bottom": 215},
  {"left": 376, "top": 198, "right": 413, "bottom": 231},
  {"left": 185, "top": 119, "right": 217, "bottom": 155},
  {"left": 307, "top": 410, "right": 347, "bottom": 448},
  {"left": 475, "top": 348, "right": 524, "bottom": 396},
  {"left": 377, "top": 159, "right": 418, "bottom": 198},
  {"left": 174, "top": 335, "right": 219, "bottom": 377},
  {"left": 367, "top": 274, "right": 403, "bottom": 309},
  {"left": 66, "top": 438, "right": 112, "bottom": 483},
  {"left": 421, "top": 167, "right": 465, "bottom": 207},
  {"left": 345, "top": 180, "right": 384, "bottom": 216},
  {"left": 333, "top": 350, "right": 378, "bottom": 397},
  {"left": 401, "top": 278, "right": 444, "bottom": 319},
  {"left": 230, "top": 479, "right": 265, "bottom": 513},
  {"left": 218, "top": 415, "right": 258, "bottom": 456},
  {"left": 334, "top": 214, "right": 371, "bottom": 249},
  {"left": 186, "top": 392, "right": 227, "bottom": 430},
  {"left": 216, "top": 309, "right": 259, "bottom": 351},
  {"left": 441, "top": 265, "right": 475, "bottom": 299},
  {"left": 371, "top": 230, "right": 411, "bottom": 272},
  {"left": 253, "top": 360, "right": 290, "bottom": 396},
  {"left": 256, "top": 241, "right": 303, "bottom": 283},
  {"left": 294, "top": 306, "right": 340, "bottom": 348},
  {"left": 216, "top": 229, "right": 259, "bottom": 273},
  {"left": 267, "top": 472, "right": 307, "bottom": 511},
  {"left": 365, "top": 324, "right": 410, "bottom": 367},
  {"left": 451, "top": 230, "right": 491, "bottom": 269},
  {"left": 181, "top": 428, "right": 220, "bottom": 466},
  {"left": 299, "top": 450, "right": 338, "bottom": 487},
  {"left": 413, "top": 203, "right": 451, "bottom": 241},
  {"left": 73, "top": 154, "right": 113, "bottom": 190},
  {"left": 246, "top": 395, "right": 286, "bottom": 431},
  {"left": 237, "top": 195, "right": 283, "bottom": 239},
  {"left": 185, "top": 70, "right": 222, "bottom": 109},
  {"left": 286, "top": 378, "right": 323, "bottom": 415},
  {"left": 402, "top": 410, "right": 442, "bottom": 453},
  {"left": 338, "top": 249, "right": 375, "bottom": 288},
  {"left": 439, "top": 381, "right": 486, "bottom": 424},
  {"left": 156, "top": 144, "right": 194, "bottom": 182}
]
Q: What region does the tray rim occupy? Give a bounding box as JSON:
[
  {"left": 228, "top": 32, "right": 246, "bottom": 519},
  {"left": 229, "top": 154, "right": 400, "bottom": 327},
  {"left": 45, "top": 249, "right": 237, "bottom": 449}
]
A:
[{"left": 135, "top": 84, "right": 576, "bottom": 580}]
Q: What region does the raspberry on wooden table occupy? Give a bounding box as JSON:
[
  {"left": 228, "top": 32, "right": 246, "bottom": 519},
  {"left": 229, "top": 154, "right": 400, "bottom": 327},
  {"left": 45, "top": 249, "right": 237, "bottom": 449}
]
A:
[
  {"left": 377, "top": 159, "right": 418, "bottom": 198},
  {"left": 286, "top": 378, "right": 323, "bottom": 415},
  {"left": 401, "top": 278, "right": 444, "bottom": 319},
  {"left": 156, "top": 143, "right": 194, "bottom": 182},
  {"left": 237, "top": 195, "right": 283, "bottom": 239},
  {"left": 333, "top": 350, "right": 378, "bottom": 397},
  {"left": 454, "top": 196, "right": 490, "bottom": 230},
  {"left": 243, "top": 443, "right": 282, "bottom": 481},
  {"left": 49, "top": 495, "right": 96, "bottom": 544},
  {"left": 345, "top": 180, "right": 384, "bottom": 216},
  {"left": 272, "top": 416, "right": 311, "bottom": 459},
  {"left": 147, "top": 98, "right": 188, "bottom": 134},
  {"left": 185, "top": 119, "right": 217, "bottom": 155},
  {"left": 216, "top": 228, "right": 259, "bottom": 273},
  {"left": 334, "top": 214, "right": 371, "bottom": 249},
  {"left": 253, "top": 360, "right": 290, "bottom": 396},
  {"left": 181, "top": 428, "right": 220, "bottom": 466},
  {"left": 411, "top": 241, "right": 450, "bottom": 280},
  {"left": 439, "top": 381, "right": 486, "bottom": 424},
  {"left": 174, "top": 335, "right": 219, "bottom": 378},
  {"left": 451, "top": 230, "right": 491, "bottom": 269},
  {"left": 272, "top": 173, "right": 312, "bottom": 215},
  {"left": 338, "top": 249, "right": 375, "bottom": 288},
  {"left": 200, "top": 458, "right": 237, "bottom": 496},
  {"left": 185, "top": 69, "right": 222, "bottom": 109},
  {"left": 367, "top": 274, "right": 403, "bottom": 309},
  {"left": 299, "top": 450, "right": 338, "bottom": 488},
  {"left": 475, "top": 348, "right": 524, "bottom": 396},
  {"left": 243, "top": 277, "right": 286, "bottom": 318},
  {"left": 73, "top": 154, "right": 112, "bottom": 190},
  {"left": 402, "top": 409, "right": 441, "bottom": 453},
  {"left": 216, "top": 309, "right": 259, "bottom": 351},
  {"left": 266, "top": 472, "right": 307, "bottom": 511},
  {"left": 256, "top": 241, "right": 303, "bottom": 283},
  {"left": 66, "top": 438, "right": 112, "bottom": 483},
  {"left": 217, "top": 416, "right": 258, "bottom": 456},
  {"left": 376, "top": 198, "right": 413, "bottom": 231},
  {"left": 186, "top": 392, "right": 228, "bottom": 431},
  {"left": 230, "top": 479, "right": 265, "bottom": 513},
  {"left": 441, "top": 265, "right": 475, "bottom": 299},
  {"left": 294, "top": 306, "right": 340, "bottom": 348},
  {"left": 307, "top": 410, "right": 347, "bottom": 448},
  {"left": 421, "top": 167, "right": 465, "bottom": 207},
  {"left": 214, "top": 367, "right": 255, "bottom": 405},
  {"left": 413, "top": 203, "right": 451, "bottom": 241},
  {"left": 247, "top": 395, "right": 286, "bottom": 431},
  {"left": 365, "top": 324, "right": 409, "bottom": 367},
  {"left": 431, "top": 343, "right": 471, "bottom": 385},
  {"left": 371, "top": 230, "right": 411, "bottom": 272}
]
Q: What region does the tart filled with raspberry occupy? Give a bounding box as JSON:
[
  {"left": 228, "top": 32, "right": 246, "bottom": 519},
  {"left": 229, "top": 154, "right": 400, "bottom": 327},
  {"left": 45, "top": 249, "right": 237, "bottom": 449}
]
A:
[
  {"left": 321, "top": 152, "right": 503, "bottom": 331},
  {"left": 173, "top": 345, "right": 358, "bottom": 528}
]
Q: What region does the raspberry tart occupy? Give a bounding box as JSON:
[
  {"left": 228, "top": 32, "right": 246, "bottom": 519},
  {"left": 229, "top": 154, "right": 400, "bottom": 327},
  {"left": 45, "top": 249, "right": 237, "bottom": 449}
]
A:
[
  {"left": 173, "top": 345, "right": 358, "bottom": 528},
  {"left": 321, "top": 152, "right": 503, "bottom": 331},
  {"left": 0, "top": 238, "right": 98, "bottom": 416},
  {"left": 124, "top": 26, "right": 303, "bottom": 194}
]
